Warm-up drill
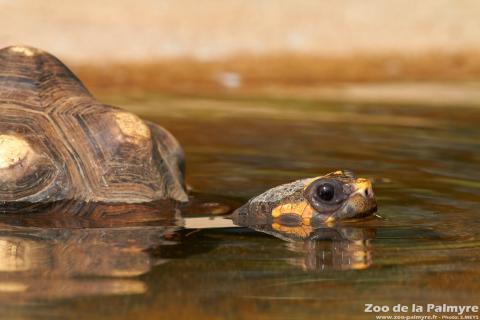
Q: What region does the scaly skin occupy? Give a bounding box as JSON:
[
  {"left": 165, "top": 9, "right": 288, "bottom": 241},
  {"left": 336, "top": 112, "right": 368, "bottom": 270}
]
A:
[{"left": 232, "top": 170, "right": 377, "bottom": 228}]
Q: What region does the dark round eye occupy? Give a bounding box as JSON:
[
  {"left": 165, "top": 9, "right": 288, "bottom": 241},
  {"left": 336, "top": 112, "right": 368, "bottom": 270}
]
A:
[{"left": 317, "top": 183, "right": 335, "bottom": 202}]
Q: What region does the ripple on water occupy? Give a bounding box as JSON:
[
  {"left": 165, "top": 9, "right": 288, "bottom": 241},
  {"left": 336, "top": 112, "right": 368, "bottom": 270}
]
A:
[{"left": 2, "top": 96, "right": 480, "bottom": 319}]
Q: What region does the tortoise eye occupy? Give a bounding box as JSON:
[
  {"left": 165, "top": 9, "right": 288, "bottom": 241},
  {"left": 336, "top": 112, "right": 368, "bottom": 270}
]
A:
[
  {"left": 304, "top": 178, "right": 347, "bottom": 212},
  {"left": 317, "top": 183, "right": 335, "bottom": 202}
]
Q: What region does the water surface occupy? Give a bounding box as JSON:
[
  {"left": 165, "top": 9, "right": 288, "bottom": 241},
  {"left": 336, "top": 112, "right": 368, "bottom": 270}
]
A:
[{"left": 1, "top": 93, "right": 479, "bottom": 319}]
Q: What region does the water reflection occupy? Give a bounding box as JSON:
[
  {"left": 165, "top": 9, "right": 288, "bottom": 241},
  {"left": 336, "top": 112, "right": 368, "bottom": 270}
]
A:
[
  {"left": 0, "top": 200, "right": 181, "bottom": 228},
  {"left": 0, "top": 198, "right": 378, "bottom": 305},
  {"left": 0, "top": 229, "right": 148, "bottom": 300},
  {"left": 0, "top": 196, "right": 237, "bottom": 304},
  {"left": 285, "top": 227, "right": 375, "bottom": 271},
  {"left": 0, "top": 201, "right": 183, "bottom": 302},
  {"left": 232, "top": 212, "right": 376, "bottom": 271}
]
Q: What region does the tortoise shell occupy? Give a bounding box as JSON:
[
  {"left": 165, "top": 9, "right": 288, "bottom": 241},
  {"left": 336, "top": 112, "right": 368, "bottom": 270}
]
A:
[{"left": 0, "top": 46, "right": 187, "bottom": 204}]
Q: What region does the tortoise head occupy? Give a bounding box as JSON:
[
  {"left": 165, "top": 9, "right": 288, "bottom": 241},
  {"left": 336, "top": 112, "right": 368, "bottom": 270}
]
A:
[{"left": 232, "top": 170, "right": 377, "bottom": 225}]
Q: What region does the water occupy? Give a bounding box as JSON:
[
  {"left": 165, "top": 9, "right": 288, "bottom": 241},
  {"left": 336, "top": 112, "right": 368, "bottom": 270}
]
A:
[{"left": 1, "top": 93, "right": 479, "bottom": 319}]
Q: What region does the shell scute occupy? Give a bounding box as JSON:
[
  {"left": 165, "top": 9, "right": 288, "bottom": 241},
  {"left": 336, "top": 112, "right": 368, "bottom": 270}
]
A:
[{"left": 0, "top": 46, "right": 187, "bottom": 204}]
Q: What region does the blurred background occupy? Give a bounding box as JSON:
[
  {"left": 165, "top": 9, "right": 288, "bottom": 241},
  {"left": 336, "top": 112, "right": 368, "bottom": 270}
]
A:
[
  {"left": 1, "top": 2, "right": 480, "bottom": 320},
  {"left": 2, "top": 0, "right": 480, "bottom": 104}
]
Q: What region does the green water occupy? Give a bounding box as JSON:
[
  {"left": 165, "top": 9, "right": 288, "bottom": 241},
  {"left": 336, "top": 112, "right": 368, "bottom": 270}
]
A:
[{"left": 1, "top": 93, "right": 479, "bottom": 319}]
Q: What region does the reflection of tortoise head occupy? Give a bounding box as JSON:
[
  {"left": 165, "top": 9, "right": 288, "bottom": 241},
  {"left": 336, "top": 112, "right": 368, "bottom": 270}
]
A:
[
  {"left": 232, "top": 215, "right": 376, "bottom": 272},
  {"left": 286, "top": 227, "right": 375, "bottom": 271},
  {"left": 232, "top": 170, "right": 377, "bottom": 225}
]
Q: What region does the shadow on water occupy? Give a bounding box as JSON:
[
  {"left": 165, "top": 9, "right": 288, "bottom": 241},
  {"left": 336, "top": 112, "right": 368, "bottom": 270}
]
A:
[{"left": 2, "top": 94, "right": 480, "bottom": 319}]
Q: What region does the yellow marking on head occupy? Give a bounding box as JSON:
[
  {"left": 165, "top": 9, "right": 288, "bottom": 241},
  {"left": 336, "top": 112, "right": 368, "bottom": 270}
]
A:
[
  {"left": 272, "top": 222, "right": 281, "bottom": 229},
  {"left": 272, "top": 206, "right": 282, "bottom": 218},
  {"left": 355, "top": 178, "right": 370, "bottom": 187},
  {"left": 115, "top": 112, "right": 151, "bottom": 141},
  {"left": 351, "top": 178, "right": 373, "bottom": 198},
  {"left": 9, "top": 46, "right": 35, "bottom": 57},
  {"left": 272, "top": 223, "right": 313, "bottom": 238},
  {"left": 0, "top": 135, "right": 32, "bottom": 169},
  {"left": 334, "top": 170, "right": 343, "bottom": 174},
  {"left": 282, "top": 203, "right": 292, "bottom": 214},
  {"left": 300, "top": 203, "right": 314, "bottom": 218},
  {"left": 271, "top": 201, "right": 314, "bottom": 219}
]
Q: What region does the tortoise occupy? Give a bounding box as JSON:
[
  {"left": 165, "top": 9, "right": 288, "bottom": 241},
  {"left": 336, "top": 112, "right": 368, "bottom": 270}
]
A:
[
  {"left": 0, "top": 45, "right": 377, "bottom": 223},
  {"left": 0, "top": 45, "right": 187, "bottom": 204}
]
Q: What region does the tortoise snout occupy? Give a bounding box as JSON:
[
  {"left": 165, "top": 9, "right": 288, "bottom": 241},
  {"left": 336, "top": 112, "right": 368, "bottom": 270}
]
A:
[
  {"left": 335, "top": 178, "right": 377, "bottom": 220},
  {"left": 352, "top": 178, "right": 375, "bottom": 200},
  {"left": 360, "top": 183, "right": 374, "bottom": 200}
]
